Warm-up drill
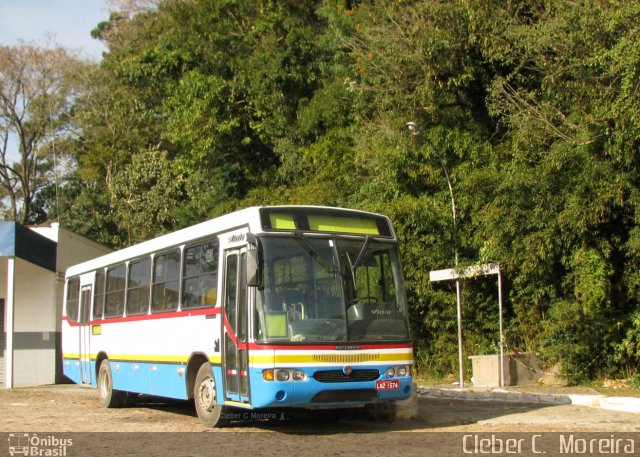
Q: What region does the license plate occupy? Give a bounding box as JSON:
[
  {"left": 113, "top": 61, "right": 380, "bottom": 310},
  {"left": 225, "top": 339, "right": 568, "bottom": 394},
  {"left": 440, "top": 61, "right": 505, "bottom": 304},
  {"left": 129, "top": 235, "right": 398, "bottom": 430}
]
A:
[{"left": 376, "top": 379, "right": 400, "bottom": 391}]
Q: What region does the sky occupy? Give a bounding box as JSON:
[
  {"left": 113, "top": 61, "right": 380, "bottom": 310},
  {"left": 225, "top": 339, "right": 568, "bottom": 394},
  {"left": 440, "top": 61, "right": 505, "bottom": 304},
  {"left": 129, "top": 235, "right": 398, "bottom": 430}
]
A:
[{"left": 0, "top": 0, "right": 110, "bottom": 60}]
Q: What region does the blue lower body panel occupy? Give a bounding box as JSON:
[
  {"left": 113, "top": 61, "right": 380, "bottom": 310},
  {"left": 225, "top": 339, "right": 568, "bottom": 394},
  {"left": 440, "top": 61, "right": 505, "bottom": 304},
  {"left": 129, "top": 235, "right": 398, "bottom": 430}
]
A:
[
  {"left": 63, "top": 358, "right": 82, "bottom": 384},
  {"left": 109, "top": 360, "right": 189, "bottom": 399},
  {"left": 248, "top": 366, "right": 412, "bottom": 409},
  {"left": 63, "top": 359, "right": 412, "bottom": 410},
  {"left": 63, "top": 358, "right": 189, "bottom": 400}
]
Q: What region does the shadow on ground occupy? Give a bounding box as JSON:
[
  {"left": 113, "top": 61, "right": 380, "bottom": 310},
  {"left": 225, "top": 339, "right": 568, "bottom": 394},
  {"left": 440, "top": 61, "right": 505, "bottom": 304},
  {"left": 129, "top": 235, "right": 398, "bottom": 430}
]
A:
[{"left": 130, "top": 395, "right": 554, "bottom": 432}]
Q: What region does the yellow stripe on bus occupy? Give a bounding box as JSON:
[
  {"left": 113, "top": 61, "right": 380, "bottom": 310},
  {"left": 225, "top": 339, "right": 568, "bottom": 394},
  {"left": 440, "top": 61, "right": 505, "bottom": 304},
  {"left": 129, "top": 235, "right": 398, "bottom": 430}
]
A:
[
  {"left": 62, "top": 353, "right": 222, "bottom": 364},
  {"left": 249, "top": 352, "right": 413, "bottom": 365},
  {"left": 107, "top": 354, "right": 189, "bottom": 363},
  {"left": 223, "top": 400, "right": 253, "bottom": 409}
]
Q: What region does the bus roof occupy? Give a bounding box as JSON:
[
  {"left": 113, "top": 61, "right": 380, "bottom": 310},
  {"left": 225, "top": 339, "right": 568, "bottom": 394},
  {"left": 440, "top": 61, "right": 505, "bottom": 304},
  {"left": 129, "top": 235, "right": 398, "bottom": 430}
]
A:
[{"left": 65, "top": 205, "right": 395, "bottom": 278}]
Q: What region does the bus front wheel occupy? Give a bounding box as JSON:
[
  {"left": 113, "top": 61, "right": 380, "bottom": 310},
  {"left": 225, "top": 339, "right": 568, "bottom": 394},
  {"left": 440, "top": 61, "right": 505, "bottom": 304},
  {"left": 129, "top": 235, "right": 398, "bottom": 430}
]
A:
[
  {"left": 194, "top": 362, "right": 227, "bottom": 427},
  {"left": 97, "top": 359, "right": 125, "bottom": 408}
]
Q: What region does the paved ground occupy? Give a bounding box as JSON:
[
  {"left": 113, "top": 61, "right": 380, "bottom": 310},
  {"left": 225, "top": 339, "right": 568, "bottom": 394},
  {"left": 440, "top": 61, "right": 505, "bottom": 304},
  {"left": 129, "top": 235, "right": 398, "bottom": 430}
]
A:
[
  {"left": 1, "top": 385, "right": 639, "bottom": 456},
  {"left": 416, "top": 385, "right": 640, "bottom": 413}
]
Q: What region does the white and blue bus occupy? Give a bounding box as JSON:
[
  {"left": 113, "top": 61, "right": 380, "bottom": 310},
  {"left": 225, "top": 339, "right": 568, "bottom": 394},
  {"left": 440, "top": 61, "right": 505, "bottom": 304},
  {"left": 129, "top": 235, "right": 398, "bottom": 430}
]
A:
[{"left": 62, "top": 206, "right": 413, "bottom": 426}]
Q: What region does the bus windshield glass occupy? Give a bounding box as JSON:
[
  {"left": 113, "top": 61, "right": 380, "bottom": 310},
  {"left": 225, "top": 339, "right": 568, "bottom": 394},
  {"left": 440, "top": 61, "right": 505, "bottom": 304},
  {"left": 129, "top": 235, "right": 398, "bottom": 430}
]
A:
[{"left": 254, "top": 236, "right": 409, "bottom": 343}]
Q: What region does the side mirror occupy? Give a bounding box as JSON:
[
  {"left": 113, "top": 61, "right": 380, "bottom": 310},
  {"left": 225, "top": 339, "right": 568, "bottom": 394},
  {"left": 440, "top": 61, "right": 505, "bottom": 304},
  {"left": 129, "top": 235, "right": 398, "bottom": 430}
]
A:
[{"left": 246, "top": 248, "right": 260, "bottom": 287}]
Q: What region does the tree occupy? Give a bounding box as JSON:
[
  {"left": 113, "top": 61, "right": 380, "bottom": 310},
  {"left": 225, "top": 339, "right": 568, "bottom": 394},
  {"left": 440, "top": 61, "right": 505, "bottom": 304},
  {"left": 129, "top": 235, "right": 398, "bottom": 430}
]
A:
[
  {"left": 110, "top": 148, "right": 185, "bottom": 245},
  {"left": 0, "top": 44, "right": 87, "bottom": 224},
  {"left": 58, "top": 0, "right": 640, "bottom": 381}
]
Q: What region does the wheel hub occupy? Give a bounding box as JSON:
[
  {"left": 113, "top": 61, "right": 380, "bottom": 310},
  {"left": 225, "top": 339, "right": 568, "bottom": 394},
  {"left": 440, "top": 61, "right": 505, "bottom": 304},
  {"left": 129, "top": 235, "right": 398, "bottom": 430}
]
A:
[{"left": 198, "top": 376, "right": 216, "bottom": 412}]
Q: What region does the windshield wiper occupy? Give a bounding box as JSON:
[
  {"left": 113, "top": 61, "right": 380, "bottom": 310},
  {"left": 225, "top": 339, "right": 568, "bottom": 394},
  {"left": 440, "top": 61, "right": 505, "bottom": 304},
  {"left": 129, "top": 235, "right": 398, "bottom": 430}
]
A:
[
  {"left": 293, "top": 232, "right": 340, "bottom": 275},
  {"left": 350, "top": 236, "right": 372, "bottom": 272},
  {"left": 346, "top": 236, "right": 372, "bottom": 296}
]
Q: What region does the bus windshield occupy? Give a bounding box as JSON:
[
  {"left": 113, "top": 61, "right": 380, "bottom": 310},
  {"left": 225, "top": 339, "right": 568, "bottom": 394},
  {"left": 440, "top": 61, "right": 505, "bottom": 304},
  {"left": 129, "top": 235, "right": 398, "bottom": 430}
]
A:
[{"left": 254, "top": 236, "right": 409, "bottom": 344}]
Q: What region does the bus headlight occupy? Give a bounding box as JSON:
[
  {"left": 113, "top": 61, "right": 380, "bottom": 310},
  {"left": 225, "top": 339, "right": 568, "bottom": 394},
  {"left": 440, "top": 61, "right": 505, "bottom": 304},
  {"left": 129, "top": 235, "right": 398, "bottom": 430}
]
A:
[
  {"left": 271, "top": 368, "right": 307, "bottom": 382},
  {"left": 276, "top": 369, "right": 290, "bottom": 381},
  {"left": 292, "top": 369, "right": 307, "bottom": 381},
  {"left": 385, "top": 365, "right": 411, "bottom": 378}
]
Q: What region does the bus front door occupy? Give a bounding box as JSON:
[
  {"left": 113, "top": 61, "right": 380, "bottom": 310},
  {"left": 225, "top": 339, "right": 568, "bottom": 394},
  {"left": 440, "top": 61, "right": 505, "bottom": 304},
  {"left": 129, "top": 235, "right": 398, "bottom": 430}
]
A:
[
  {"left": 79, "top": 285, "right": 92, "bottom": 385},
  {"left": 222, "top": 249, "right": 250, "bottom": 404}
]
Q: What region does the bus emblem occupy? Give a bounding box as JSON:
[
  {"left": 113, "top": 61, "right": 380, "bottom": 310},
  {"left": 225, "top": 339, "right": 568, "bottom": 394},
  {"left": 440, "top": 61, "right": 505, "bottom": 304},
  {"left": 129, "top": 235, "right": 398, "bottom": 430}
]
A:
[
  {"left": 228, "top": 233, "right": 245, "bottom": 243},
  {"left": 343, "top": 366, "right": 353, "bottom": 376},
  {"left": 335, "top": 344, "right": 360, "bottom": 351}
]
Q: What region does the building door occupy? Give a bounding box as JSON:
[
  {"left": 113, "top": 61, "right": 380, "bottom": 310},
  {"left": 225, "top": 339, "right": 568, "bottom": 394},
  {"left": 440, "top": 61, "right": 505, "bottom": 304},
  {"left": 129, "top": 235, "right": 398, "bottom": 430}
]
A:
[
  {"left": 0, "top": 299, "right": 4, "bottom": 384},
  {"left": 79, "top": 286, "right": 92, "bottom": 385},
  {"left": 222, "top": 249, "right": 250, "bottom": 404}
]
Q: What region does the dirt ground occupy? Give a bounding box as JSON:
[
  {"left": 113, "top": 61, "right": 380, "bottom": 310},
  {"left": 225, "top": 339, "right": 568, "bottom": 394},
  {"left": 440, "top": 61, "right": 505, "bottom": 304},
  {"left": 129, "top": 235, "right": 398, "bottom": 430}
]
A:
[{"left": 1, "top": 385, "right": 639, "bottom": 457}]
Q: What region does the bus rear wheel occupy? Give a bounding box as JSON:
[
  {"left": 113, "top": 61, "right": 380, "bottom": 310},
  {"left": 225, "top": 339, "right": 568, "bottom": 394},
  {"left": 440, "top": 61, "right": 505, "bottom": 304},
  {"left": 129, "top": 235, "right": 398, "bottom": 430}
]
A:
[
  {"left": 97, "top": 359, "right": 126, "bottom": 408},
  {"left": 194, "top": 362, "right": 227, "bottom": 427}
]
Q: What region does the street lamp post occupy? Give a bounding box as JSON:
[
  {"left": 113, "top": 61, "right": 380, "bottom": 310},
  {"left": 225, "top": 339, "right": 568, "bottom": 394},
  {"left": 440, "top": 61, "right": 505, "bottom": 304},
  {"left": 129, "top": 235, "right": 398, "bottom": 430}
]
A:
[{"left": 407, "top": 121, "right": 465, "bottom": 389}]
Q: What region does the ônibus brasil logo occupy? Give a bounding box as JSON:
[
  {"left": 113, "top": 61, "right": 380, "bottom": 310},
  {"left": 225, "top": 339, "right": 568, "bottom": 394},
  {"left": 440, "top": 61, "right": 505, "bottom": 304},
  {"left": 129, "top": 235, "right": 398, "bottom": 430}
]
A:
[{"left": 8, "top": 433, "right": 73, "bottom": 457}]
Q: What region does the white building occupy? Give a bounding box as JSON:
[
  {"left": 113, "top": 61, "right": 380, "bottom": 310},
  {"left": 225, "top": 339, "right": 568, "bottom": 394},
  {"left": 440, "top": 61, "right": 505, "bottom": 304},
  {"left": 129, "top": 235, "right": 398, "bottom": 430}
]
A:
[{"left": 0, "top": 222, "right": 111, "bottom": 387}]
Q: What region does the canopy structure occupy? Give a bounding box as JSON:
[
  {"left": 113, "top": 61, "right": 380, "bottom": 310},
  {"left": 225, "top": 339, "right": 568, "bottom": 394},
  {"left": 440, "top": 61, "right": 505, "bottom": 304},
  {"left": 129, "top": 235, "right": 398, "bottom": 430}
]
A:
[
  {"left": 1, "top": 222, "right": 111, "bottom": 388},
  {"left": 0, "top": 222, "right": 57, "bottom": 272},
  {"left": 430, "top": 263, "right": 504, "bottom": 388}
]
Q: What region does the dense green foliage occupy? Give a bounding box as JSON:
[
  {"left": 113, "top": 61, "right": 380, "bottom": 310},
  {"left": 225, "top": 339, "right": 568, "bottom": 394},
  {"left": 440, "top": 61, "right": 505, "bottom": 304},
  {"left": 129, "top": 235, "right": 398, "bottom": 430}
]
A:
[{"left": 32, "top": 0, "right": 640, "bottom": 381}]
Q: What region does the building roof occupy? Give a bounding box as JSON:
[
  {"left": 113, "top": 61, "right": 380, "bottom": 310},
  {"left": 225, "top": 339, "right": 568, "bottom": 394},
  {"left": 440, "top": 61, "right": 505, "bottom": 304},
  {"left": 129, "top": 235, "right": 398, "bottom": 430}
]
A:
[{"left": 0, "top": 221, "right": 56, "bottom": 272}]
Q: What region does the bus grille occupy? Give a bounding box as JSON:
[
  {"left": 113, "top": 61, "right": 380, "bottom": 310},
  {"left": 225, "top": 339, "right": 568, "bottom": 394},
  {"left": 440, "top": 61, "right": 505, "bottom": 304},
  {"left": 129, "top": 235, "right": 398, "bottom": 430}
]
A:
[
  {"left": 311, "top": 389, "right": 378, "bottom": 403},
  {"left": 313, "top": 369, "right": 379, "bottom": 383},
  {"left": 313, "top": 353, "right": 380, "bottom": 364}
]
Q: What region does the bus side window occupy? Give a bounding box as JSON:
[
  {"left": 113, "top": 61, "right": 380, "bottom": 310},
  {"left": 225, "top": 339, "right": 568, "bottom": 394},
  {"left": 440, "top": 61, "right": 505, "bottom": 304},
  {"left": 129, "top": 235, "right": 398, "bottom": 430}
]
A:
[
  {"left": 127, "top": 257, "right": 151, "bottom": 316},
  {"left": 224, "top": 254, "right": 238, "bottom": 329},
  {"left": 182, "top": 239, "right": 219, "bottom": 309},
  {"left": 151, "top": 249, "right": 180, "bottom": 312},
  {"left": 105, "top": 264, "right": 126, "bottom": 318},
  {"left": 66, "top": 277, "right": 80, "bottom": 322},
  {"left": 93, "top": 270, "right": 105, "bottom": 320}
]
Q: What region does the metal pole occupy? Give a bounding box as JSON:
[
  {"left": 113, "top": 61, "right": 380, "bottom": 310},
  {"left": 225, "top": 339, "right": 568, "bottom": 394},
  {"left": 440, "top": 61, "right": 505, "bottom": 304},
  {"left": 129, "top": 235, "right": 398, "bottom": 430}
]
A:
[
  {"left": 498, "top": 267, "right": 505, "bottom": 387},
  {"left": 455, "top": 278, "right": 464, "bottom": 389},
  {"left": 406, "top": 122, "right": 464, "bottom": 388}
]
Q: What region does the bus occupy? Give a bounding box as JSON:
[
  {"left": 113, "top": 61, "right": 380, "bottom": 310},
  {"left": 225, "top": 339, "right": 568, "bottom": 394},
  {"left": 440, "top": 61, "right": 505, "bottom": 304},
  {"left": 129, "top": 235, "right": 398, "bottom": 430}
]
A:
[{"left": 62, "top": 206, "right": 413, "bottom": 426}]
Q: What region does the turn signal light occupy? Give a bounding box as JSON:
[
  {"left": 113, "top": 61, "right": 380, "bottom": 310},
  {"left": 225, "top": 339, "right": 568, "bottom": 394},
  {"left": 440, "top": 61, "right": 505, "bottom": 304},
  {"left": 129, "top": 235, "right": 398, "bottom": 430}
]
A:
[{"left": 262, "top": 369, "right": 275, "bottom": 381}]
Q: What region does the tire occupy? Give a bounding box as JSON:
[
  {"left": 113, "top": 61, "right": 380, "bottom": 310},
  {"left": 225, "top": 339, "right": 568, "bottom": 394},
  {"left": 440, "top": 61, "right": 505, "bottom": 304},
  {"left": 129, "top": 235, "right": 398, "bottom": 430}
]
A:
[
  {"left": 193, "top": 362, "right": 228, "bottom": 427},
  {"left": 97, "top": 359, "right": 126, "bottom": 408}
]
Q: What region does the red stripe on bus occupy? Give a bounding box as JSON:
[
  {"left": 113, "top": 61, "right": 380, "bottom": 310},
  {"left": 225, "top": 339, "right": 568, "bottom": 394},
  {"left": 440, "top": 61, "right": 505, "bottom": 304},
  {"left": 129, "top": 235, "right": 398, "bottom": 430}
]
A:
[
  {"left": 62, "top": 307, "right": 221, "bottom": 326},
  {"left": 223, "top": 317, "right": 240, "bottom": 345}
]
